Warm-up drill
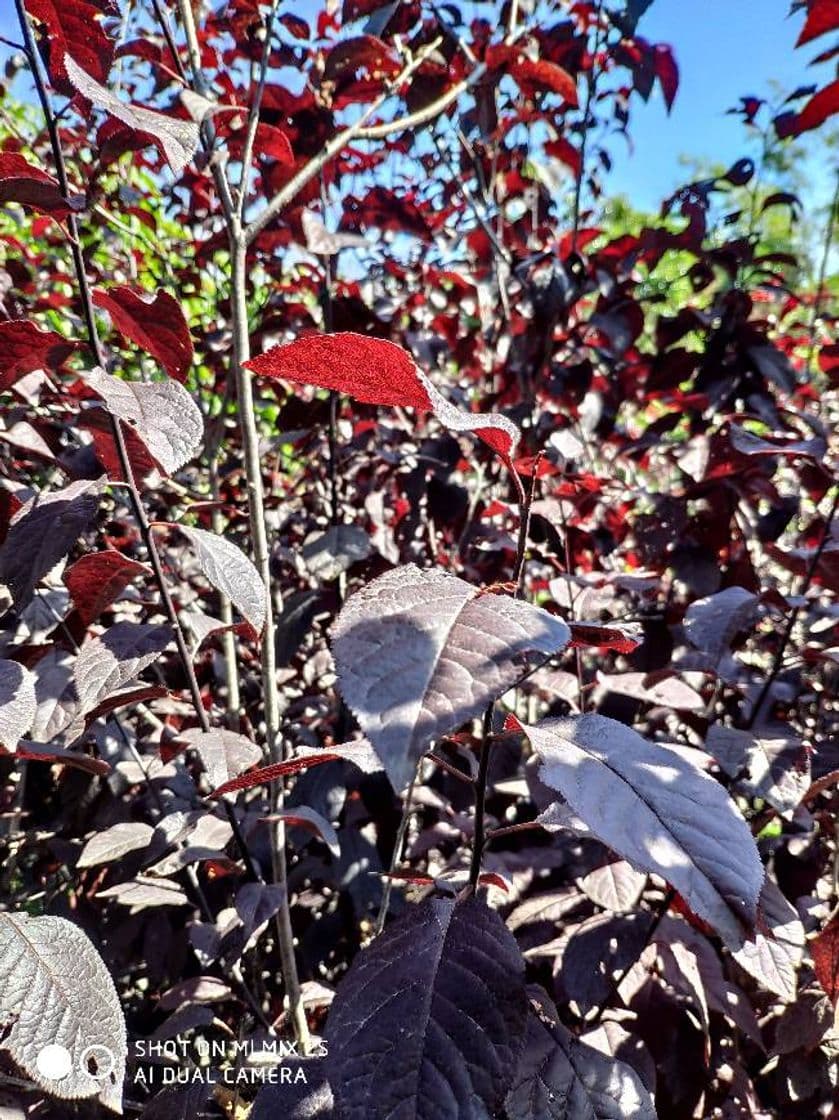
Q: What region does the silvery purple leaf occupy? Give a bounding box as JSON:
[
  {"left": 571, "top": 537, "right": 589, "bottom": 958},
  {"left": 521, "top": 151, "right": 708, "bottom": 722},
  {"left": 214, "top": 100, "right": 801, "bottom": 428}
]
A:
[
  {"left": 0, "top": 659, "right": 36, "bottom": 747},
  {"left": 80, "top": 366, "right": 203, "bottom": 477},
  {"left": 301, "top": 208, "right": 371, "bottom": 256},
  {"left": 77, "top": 822, "right": 154, "bottom": 868},
  {"left": 683, "top": 587, "right": 760, "bottom": 660},
  {"left": 732, "top": 876, "right": 805, "bottom": 1001},
  {"left": 180, "top": 727, "right": 262, "bottom": 792},
  {"left": 176, "top": 525, "right": 266, "bottom": 634},
  {"left": 0, "top": 912, "right": 127, "bottom": 1112},
  {"left": 73, "top": 622, "right": 173, "bottom": 718},
  {"left": 529, "top": 713, "right": 764, "bottom": 948},
  {"left": 579, "top": 859, "right": 647, "bottom": 913},
  {"left": 705, "top": 725, "right": 810, "bottom": 819},
  {"left": 66, "top": 55, "right": 199, "bottom": 176},
  {"left": 331, "top": 565, "right": 570, "bottom": 789}
]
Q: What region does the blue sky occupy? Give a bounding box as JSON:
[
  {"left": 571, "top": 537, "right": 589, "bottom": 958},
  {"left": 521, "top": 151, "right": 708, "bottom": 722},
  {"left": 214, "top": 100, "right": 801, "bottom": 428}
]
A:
[
  {"left": 0, "top": 0, "right": 834, "bottom": 214},
  {"left": 612, "top": 0, "right": 836, "bottom": 211}
]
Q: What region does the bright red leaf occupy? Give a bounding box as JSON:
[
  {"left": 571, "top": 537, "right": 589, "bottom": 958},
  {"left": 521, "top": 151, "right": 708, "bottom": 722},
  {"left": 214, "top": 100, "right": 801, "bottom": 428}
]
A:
[
  {"left": 211, "top": 752, "right": 343, "bottom": 797},
  {"left": 0, "top": 153, "right": 80, "bottom": 219},
  {"left": 654, "top": 44, "right": 679, "bottom": 112},
  {"left": 544, "top": 136, "right": 582, "bottom": 177},
  {"left": 568, "top": 621, "right": 643, "bottom": 653},
  {"left": 66, "top": 549, "right": 151, "bottom": 625},
  {"left": 25, "top": 0, "right": 115, "bottom": 93},
  {"left": 512, "top": 59, "right": 578, "bottom": 106},
  {"left": 812, "top": 914, "right": 839, "bottom": 1005},
  {"left": 12, "top": 741, "right": 111, "bottom": 776},
  {"left": 244, "top": 332, "right": 519, "bottom": 462},
  {"left": 246, "top": 332, "right": 429, "bottom": 409},
  {"left": 793, "top": 80, "right": 839, "bottom": 134},
  {"left": 796, "top": 0, "right": 839, "bottom": 46},
  {"left": 92, "top": 287, "right": 194, "bottom": 382},
  {"left": 254, "top": 123, "right": 294, "bottom": 167},
  {"left": 0, "top": 320, "right": 78, "bottom": 389}
]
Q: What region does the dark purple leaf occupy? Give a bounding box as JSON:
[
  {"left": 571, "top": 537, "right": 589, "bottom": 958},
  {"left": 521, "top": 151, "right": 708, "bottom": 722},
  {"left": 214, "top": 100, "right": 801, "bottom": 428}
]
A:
[
  {"left": 0, "top": 479, "right": 100, "bottom": 610},
  {"left": 251, "top": 1061, "right": 333, "bottom": 1120},
  {"left": 506, "top": 1001, "right": 656, "bottom": 1120},
  {"left": 262, "top": 806, "right": 340, "bottom": 857},
  {"left": 0, "top": 320, "right": 78, "bottom": 389},
  {"left": 557, "top": 912, "right": 654, "bottom": 1016},
  {"left": 66, "top": 549, "right": 151, "bottom": 626},
  {"left": 0, "top": 152, "right": 82, "bottom": 218},
  {"left": 326, "top": 896, "right": 527, "bottom": 1119}
]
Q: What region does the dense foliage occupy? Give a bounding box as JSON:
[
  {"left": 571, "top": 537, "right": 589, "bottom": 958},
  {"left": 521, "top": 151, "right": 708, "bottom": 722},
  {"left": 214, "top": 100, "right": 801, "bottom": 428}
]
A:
[{"left": 0, "top": 1, "right": 838, "bottom": 1117}]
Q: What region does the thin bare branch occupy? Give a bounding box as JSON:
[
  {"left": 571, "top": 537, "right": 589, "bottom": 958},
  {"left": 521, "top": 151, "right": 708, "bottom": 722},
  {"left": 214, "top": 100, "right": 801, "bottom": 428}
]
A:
[
  {"left": 237, "top": 0, "right": 282, "bottom": 221},
  {"left": 245, "top": 36, "right": 445, "bottom": 245}
]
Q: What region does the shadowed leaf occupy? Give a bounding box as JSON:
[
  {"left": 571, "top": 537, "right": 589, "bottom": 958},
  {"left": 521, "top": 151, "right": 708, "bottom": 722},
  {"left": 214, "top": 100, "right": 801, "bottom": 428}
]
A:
[
  {"left": 326, "top": 896, "right": 528, "bottom": 1120},
  {"left": 506, "top": 1003, "right": 657, "bottom": 1120}
]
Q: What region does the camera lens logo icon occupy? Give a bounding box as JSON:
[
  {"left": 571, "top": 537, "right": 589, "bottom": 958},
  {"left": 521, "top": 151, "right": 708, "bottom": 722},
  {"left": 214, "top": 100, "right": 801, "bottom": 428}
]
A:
[
  {"left": 35, "top": 1044, "right": 73, "bottom": 1081},
  {"left": 35, "top": 1043, "right": 117, "bottom": 1082},
  {"left": 80, "top": 1044, "right": 117, "bottom": 1081}
]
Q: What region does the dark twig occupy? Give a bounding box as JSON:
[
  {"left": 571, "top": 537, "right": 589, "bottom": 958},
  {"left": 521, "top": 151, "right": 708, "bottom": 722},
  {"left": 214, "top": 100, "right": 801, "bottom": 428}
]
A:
[
  {"left": 173, "top": 0, "right": 311, "bottom": 1051},
  {"left": 468, "top": 706, "right": 496, "bottom": 891},
  {"left": 375, "top": 762, "right": 421, "bottom": 936},
  {"left": 744, "top": 485, "right": 839, "bottom": 729},
  {"left": 588, "top": 887, "right": 675, "bottom": 1025},
  {"left": 318, "top": 177, "right": 341, "bottom": 529},
  {"left": 469, "top": 457, "right": 537, "bottom": 890},
  {"left": 805, "top": 170, "right": 839, "bottom": 378},
  {"left": 571, "top": 0, "right": 605, "bottom": 248}
]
